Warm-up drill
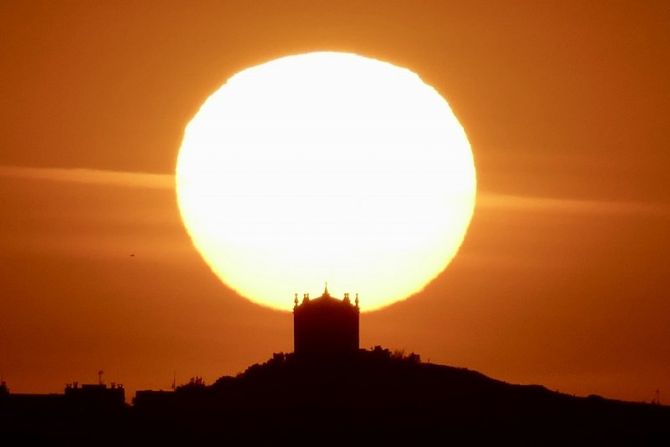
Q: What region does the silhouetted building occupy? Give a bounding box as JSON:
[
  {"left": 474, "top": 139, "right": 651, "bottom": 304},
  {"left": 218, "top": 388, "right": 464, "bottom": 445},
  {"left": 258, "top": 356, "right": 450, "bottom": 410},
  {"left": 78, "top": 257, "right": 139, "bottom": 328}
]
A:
[
  {"left": 64, "top": 382, "right": 125, "bottom": 409},
  {"left": 0, "top": 380, "right": 126, "bottom": 438},
  {"left": 0, "top": 381, "right": 124, "bottom": 409},
  {"left": 293, "top": 285, "right": 359, "bottom": 357}
]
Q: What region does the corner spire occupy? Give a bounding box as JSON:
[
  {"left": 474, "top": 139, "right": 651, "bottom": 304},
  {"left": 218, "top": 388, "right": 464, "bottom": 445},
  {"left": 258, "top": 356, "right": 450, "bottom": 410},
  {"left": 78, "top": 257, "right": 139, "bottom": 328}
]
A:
[{"left": 323, "top": 282, "right": 330, "bottom": 297}]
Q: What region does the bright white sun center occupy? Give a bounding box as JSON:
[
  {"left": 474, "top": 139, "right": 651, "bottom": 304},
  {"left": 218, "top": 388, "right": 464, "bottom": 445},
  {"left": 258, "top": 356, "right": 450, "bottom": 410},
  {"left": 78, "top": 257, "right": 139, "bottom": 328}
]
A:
[{"left": 176, "top": 52, "right": 476, "bottom": 312}]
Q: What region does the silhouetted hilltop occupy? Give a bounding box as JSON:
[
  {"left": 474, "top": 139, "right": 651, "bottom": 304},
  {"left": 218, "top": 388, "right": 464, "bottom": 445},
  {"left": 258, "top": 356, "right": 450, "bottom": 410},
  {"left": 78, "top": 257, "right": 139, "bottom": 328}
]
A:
[
  {"left": 3, "top": 347, "right": 669, "bottom": 444},
  {"left": 132, "top": 347, "right": 669, "bottom": 444}
]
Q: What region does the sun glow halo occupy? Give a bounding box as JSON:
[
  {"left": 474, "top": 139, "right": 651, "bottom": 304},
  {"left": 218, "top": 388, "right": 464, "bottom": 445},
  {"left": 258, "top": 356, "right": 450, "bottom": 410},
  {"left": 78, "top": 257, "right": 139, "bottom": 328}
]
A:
[{"left": 176, "top": 52, "right": 476, "bottom": 311}]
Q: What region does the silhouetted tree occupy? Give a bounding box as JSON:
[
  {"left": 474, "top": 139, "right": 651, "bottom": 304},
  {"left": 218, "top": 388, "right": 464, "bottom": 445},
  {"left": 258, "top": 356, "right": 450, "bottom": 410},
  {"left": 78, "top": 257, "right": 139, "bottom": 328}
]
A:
[{"left": 177, "top": 376, "right": 206, "bottom": 391}]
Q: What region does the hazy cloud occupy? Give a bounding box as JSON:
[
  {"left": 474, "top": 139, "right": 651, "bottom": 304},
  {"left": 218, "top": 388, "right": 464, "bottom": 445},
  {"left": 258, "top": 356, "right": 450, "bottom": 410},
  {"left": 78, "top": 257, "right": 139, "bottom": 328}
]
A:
[
  {"left": 1, "top": 165, "right": 665, "bottom": 216},
  {"left": 0, "top": 166, "right": 174, "bottom": 189},
  {"left": 478, "top": 192, "right": 666, "bottom": 215}
]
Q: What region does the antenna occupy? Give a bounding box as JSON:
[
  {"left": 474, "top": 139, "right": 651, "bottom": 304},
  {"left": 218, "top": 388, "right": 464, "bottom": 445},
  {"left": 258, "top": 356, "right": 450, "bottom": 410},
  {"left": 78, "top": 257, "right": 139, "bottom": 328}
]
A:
[
  {"left": 98, "top": 370, "right": 104, "bottom": 385},
  {"left": 172, "top": 371, "right": 176, "bottom": 391}
]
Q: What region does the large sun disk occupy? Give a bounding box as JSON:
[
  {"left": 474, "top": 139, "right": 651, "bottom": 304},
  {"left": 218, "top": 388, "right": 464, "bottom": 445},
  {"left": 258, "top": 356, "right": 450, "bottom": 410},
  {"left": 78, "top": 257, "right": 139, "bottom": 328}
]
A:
[{"left": 176, "top": 52, "right": 476, "bottom": 311}]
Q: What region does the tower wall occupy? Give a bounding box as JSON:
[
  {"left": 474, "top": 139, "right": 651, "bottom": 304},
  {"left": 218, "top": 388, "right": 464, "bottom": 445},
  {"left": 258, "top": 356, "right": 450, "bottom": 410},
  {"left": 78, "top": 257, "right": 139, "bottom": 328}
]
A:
[{"left": 293, "top": 295, "right": 359, "bottom": 357}]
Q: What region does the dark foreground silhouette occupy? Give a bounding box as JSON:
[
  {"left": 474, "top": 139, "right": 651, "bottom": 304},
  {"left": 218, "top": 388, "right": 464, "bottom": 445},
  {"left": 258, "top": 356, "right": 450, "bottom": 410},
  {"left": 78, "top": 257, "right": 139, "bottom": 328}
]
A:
[{"left": 2, "top": 348, "right": 669, "bottom": 444}]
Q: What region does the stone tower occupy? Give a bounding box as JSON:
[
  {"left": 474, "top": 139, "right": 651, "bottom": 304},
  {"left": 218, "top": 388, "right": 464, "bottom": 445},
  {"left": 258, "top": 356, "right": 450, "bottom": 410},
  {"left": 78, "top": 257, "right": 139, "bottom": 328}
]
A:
[{"left": 293, "top": 285, "right": 359, "bottom": 358}]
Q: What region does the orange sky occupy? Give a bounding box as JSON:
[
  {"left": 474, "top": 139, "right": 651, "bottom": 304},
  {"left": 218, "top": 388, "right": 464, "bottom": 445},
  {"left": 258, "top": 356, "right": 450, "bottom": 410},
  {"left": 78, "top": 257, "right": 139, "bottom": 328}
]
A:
[{"left": 1, "top": 0, "right": 669, "bottom": 403}]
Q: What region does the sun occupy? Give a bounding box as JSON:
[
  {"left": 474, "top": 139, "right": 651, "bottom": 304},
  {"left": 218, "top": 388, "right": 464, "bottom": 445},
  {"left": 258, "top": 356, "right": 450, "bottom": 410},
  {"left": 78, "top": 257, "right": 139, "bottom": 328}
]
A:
[{"left": 176, "top": 52, "right": 476, "bottom": 312}]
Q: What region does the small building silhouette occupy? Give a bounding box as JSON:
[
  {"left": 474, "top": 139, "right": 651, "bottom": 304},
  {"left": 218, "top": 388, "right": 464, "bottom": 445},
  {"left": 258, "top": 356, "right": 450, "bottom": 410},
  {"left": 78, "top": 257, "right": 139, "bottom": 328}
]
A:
[
  {"left": 0, "top": 380, "right": 126, "bottom": 429},
  {"left": 64, "top": 382, "right": 125, "bottom": 409},
  {"left": 293, "top": 285, "right": 359, "bottom": 358}
]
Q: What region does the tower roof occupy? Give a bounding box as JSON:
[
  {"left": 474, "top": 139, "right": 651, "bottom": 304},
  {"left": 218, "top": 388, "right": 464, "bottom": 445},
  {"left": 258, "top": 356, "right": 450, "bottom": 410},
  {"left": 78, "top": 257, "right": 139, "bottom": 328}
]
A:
[{"left": 294, "top": 286, "right": 359, "bottom": 310}]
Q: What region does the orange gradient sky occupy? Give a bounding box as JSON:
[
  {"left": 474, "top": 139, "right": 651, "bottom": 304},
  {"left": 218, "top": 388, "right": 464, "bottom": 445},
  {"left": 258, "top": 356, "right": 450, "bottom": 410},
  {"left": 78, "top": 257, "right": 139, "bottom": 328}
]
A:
[{"left": 1, "top": 1, "right": 669, "bottom": 403}]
